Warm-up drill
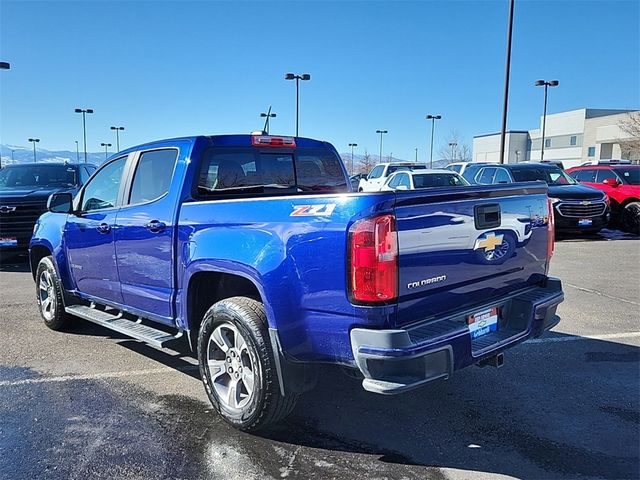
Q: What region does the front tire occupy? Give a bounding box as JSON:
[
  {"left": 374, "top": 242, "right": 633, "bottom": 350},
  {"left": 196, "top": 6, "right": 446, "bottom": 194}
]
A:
[
  {"left": 197, "top": 296, "right": 297, "bottom": 431},
  {"left": 36, "top": 256, "right": 74, "bottom": 330},
  {"left": 622, "top": 202, "right": 640, "bottom": 235}
]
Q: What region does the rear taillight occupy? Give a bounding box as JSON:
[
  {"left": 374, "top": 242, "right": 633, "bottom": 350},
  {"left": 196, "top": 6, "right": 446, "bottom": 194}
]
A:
[
  {"left": 251, "top": 135, "right": 296, "bottom": 147},
  {"left": 348, "top": 214, "right": 398, "bottom": 303},
  {"left": 547, "top": 198, "right": 555, "bottom": 259}
]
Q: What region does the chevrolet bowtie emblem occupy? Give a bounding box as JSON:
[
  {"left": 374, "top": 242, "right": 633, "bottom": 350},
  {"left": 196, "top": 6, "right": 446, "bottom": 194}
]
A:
[
  {"left": 0, "top": 206, "right": 17, "bottom": 213},
  {"left": 474, "top": 233, "right": 504, "bottom": 251},
  {"left": 581, "top": 201, "right": 591, "bottom": 205}
]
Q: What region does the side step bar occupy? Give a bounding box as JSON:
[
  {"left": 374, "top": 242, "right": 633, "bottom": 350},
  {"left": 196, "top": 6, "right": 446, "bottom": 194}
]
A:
[{"left": 65, "top": 305, "right": 182, "bottom": 348}]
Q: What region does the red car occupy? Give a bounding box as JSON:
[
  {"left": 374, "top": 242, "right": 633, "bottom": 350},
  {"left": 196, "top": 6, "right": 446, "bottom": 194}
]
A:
[{"left": 567, "top": 164, "right": 640, "bottom": 233}]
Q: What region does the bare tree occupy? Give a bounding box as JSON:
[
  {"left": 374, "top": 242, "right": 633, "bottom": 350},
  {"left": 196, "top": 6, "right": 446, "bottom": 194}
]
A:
[
  {"left": 358, "top": 149, "right": 376, "bottom": 174},
  {"left": 619, "top": 111, "right": 640, "bottom": 161},
  {"left": 439, "top": 130, "right": 472, "bottom": 163}
]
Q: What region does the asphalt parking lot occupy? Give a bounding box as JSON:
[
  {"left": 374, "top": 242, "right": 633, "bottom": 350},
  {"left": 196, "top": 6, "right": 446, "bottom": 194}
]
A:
[{"left": 0, "top": 229, "right": 638, "bottom": 480}]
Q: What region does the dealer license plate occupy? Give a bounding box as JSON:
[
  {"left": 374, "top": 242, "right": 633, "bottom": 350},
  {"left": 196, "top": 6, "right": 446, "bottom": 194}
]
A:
[
  {"left": 467, "top": 307, "right": 499, "bottom": 339},
  {"left": 578, "top": 218, "right": 593, "bottom": 226},
  {"left": 0, "top": 237, "right": 18, "bottom": 247}
]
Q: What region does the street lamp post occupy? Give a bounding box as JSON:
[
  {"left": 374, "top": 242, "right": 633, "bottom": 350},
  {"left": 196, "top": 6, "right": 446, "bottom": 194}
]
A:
[
  {"left": 100, "top": 142, "right": 112, "bottom": 161},
  {"left": 534, "top": 79, "right": 559, "bottom": 161},
  {"left": 415, "top": 148, "right": 418, "bottom": 162},
  {"left": 348, "top": 143, "right": 358, "bottom": 174},
  {"left": 75, "top": 108, "right": 94, "bottom": 162},
  {"left": 426, "top": 115, "right": 442, "bottom": 168},
  {"left": 260, "top": 107, "right": 276, "bottom": 134},
  {"left": 0, "top": 61, "right": 10, "bottom": 167},
  {"left": 75, "top": 141, "right": 80, "bottom": 162},
  {"left": 376, "top": 130, "right": 388, "bottom": 164},
  {"left": 11, "top": 149, "right": 15, "bottom": 162},
  {"left": 28, "top": 138, "right": 40, "bottom": 163},
  {"left": 110, "top": 126, "right": 125, "bottom": 152},
  {"left": 498, "top": 0, "right": 515, "bottom": 165},
  {"left": 285, "top": 73, "right": 311, "bottom": 137},
  {"left": 449, "top": 142, "right": 458, "bottom": 160}
]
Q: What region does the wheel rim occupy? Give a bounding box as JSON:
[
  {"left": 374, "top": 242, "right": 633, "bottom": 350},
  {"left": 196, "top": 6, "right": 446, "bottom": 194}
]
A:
[
  {"left": 484, "top": 239, "right": 510, "bottom": 261},
  {"left": 206, "top": 322, "right": 256, "bottom": 410},
  {"left": 38, "top": 270, "right": 56, "bottom": 321}
]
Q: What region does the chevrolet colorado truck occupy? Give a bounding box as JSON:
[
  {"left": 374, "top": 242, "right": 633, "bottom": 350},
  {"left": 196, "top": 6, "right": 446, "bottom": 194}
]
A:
[{"left": 30, "top": 134, "right": 563, "bottom": 431}]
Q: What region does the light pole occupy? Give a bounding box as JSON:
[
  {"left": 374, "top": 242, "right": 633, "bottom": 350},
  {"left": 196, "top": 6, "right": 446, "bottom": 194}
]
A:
[
  {"left": 11, "top": 149, "right": 15, "bottom": 162},
  {"left": 75, "top": 108, "right": 94, "bottom": 162},
  {"left": 260, "top": 107, "right": 276, "bottom": 134},
  {"left": 110, "top": 126, "right": 125, "bottom": 152},
  {"left": 498, "top": 0, "right": 515, "bottom": 165},
  {"left": 376, "top": 130, "right": 388, "bottom": 164},
  {"left": 0, "top": 62, "right": 9, "bottom": 168},
  {"left": 100, "top": 142, "right": 112, "bottom": 161},
  {"left": 75, "top": 141, "right": 80, "bottom": 162},
  {"left": 426, "top": 115, "right": 441, "bottom": 168},
  {"left": 415, "top": 147, "right": 418, "bottom": 162},
  {"left": 449, "top": 142, "right": 457, "bottom": 160},
  {"left": 535, "top": 79, "right": 559, "bottom": 161},
  {"left": 515, "top": 149, "right": 521, "bottom": 163},
  {"left": 285, "top": 73, "right": 311, "bottom": 137},
  {"left": 348, "top": 143, "right": 358, "bottom": 174},
  {"left": 28, "top": 138, "right": 40, "bottom": 163}
]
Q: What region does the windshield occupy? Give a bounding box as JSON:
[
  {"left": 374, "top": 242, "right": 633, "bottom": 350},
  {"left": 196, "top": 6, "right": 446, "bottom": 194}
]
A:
[
  {"left": 0, "top": 165, "right": 78, "bottom": 189},
  {"left": 511, "top": 166, "right": 577, "bottom": 185},
  {"left": 413, "top": 173, "right": 469, "bottom": 188},
  {"left": 615, "top": 168, "right": 640, "bottom": 185}
]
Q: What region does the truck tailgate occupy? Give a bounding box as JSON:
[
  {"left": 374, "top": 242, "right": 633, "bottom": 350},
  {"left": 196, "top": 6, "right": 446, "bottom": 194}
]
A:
[{"left": 393, "top": 182, "right": 550, "bottom": 327}]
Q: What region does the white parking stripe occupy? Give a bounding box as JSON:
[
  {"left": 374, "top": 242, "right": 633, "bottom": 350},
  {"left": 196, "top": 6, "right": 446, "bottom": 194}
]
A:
[
  {"left": 526, "top": 331, "right": 640, "bottom": 344},
  {"left": 0, "top": 365, "right": 199, "bottom": 387}
]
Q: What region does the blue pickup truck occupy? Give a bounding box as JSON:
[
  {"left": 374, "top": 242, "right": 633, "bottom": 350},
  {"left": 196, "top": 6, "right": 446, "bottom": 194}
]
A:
[{"left": 30, "top": 134, "right": 563, "bottom": 431}]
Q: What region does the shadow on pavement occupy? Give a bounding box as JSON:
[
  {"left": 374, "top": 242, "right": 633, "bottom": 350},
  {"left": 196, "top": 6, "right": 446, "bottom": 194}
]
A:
[
  {"left": 557, "top": 228, "right": 638, "bottom": 242},
  {"left": 0, "top": 252, "right": 31, "bottom": 272}
]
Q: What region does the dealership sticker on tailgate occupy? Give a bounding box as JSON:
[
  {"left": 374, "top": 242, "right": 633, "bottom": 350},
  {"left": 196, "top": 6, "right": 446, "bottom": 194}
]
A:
[
  {"left": 467, "top": 307, "right": 499, "bottom": 339},
  {"left": 0, "top": 237, "right": 18, "bottom": 247}
]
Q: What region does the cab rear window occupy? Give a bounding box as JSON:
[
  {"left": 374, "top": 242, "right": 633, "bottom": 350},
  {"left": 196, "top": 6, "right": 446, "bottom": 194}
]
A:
[{"left": 196, "top": 148, "right": 347, "bottom": 197}]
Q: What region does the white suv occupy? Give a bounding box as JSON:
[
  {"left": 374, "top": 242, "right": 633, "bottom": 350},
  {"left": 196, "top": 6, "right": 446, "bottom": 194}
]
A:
[{"left": 358, "top": 163, "right": 428, "bottom": 192}]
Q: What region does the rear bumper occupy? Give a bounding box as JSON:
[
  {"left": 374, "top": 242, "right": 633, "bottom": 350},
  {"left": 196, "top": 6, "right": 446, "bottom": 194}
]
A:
[{"left": 350, "top": 278, "right": 564, "bottom": 394}]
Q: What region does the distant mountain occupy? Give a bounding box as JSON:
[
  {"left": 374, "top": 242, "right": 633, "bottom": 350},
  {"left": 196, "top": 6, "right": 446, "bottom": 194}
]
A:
[{"left": 0, "top": 144, "right": 107, "bottom": 166}]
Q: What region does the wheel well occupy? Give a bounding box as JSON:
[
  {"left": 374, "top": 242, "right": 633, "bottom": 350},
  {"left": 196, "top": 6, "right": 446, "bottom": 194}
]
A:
[
  {"left": 30, "top": 245, "right": 51, "bottom": 280},
  {"left": 621, "top": 198, "right": 640, "bottom": 209},
  {"left": 186, "top": 271, "right": 263, "bottom": 349}
]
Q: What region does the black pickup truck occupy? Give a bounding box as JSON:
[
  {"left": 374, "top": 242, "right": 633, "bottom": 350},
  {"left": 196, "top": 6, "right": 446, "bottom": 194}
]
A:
[{"left": 0, "top": 163, "right": 96, "bottom": 251}]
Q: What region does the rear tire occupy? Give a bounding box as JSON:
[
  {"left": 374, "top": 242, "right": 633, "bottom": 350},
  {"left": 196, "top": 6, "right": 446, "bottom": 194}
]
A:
[
  {"left": 36, "top": 256, "right": 74, "bottom": 331},
  {"left": 197, "top": 296, "right": 297, "bottom": 431},
  {"left": 622, "top": 202, "right": 640, "bottom": 235}
]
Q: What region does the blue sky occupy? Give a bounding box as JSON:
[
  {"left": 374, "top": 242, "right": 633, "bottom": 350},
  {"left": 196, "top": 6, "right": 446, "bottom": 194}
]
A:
[{"left": 1, "top": 0, "right": 638, "bottom": 160}]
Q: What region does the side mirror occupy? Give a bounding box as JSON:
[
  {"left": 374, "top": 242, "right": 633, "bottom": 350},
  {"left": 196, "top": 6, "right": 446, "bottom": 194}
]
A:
[
  {"left": 395, "top": 185, "right": 409, "bottom": 191},
  {"left": 48, "top": 192, "right": 74, "bottom": 213},
  {"left": 603, "top": 178, "right": 620, "bottom": 187}
]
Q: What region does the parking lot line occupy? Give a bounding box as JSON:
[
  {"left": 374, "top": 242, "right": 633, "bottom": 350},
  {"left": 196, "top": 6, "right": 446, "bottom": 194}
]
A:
[
  {"left": 565, "top": 282, "right": 640, "bottom": 306},
  {"left": 0, "top": 365, "right": 200, "bottom": 387}
]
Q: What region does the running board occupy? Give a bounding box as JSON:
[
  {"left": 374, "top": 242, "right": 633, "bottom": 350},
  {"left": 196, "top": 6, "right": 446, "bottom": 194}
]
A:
[{"left": 65, "top": 305, "right": 182, "bottom": 348}]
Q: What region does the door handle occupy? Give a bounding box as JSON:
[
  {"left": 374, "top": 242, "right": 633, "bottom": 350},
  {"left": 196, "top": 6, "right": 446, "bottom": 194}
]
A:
[
  {"left": 97, "top": 223, "right": 111, "bottom": 234},
  {"left": 146, "top": 220, "right": 166, "bottom": 233}
]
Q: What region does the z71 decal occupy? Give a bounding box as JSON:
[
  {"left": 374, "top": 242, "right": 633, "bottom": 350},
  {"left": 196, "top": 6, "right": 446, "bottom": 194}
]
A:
[{"left": 290, "top": 204, "right": 336, "bottom": 217}]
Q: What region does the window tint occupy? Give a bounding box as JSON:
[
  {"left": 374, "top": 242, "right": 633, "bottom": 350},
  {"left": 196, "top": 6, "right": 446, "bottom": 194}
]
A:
[
  {"left": 476, "top": 167, "right": 496, "bottom": 184},
  {"left": 412, "top": 173, "right": 469, "bottom": 188},
  {"left": 398, "top": 174, "right": 412, "bottom": 188},
  {"left": 574, "top": 169, "right": 596, "bottom": 182},
  {"left": 368, "top": 165, "right": 384, "bottom": 179},
  {"left": 615, "top": 168, "right": 639, "bottom": 185},
  {"left": 494, "top": 168, "right": 511, "bottom": 184},
  {"left": 0, "top": 165, "right": 78, "bottom": 188},
  {"left": 588, "top": 147, "right": 596, "bottom": 157},
  {"left": 129, "top": 149, "right": 178, "bottom": 204},
  {"left": 82, "top": 157, "right": 127, "bottom": 211},
  {"left": 595, "top": 169, "right": 617, "bottom": 183},
  {"left": 511, "top": 167, "right": 576, "bottom": 185},
  {"left": 296, "top": 153, "right": 346, "bottom": 191},
  {"left": 197, "top": 148, "right": 346, "bottom": 197}
]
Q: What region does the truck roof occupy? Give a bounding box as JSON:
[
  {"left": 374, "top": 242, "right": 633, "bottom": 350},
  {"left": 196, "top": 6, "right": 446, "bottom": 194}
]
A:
[{"left": 117, "top": 134, "right": 334, "bottom": 156}]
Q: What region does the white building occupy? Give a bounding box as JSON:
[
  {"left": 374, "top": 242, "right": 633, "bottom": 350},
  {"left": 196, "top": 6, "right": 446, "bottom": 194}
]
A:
[{"left": 472, "top": 108, "right": 638, "bottom": 168}]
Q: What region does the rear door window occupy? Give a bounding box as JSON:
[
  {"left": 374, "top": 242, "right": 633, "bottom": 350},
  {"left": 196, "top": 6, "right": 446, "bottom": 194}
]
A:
[
  {"left": 574, "top": 169, "right": 596, "bottom": 182},
  {"left": 476, "top": 167, "right": 496, "bottom": 184},
  {"left": 595, "top": 169, "right": 618, "bottom": 183},
  {"left": 129, "top": 149, "right": 178, "bottom": 204},
  {"left": 494, "top": 168, "right": 511, "bottom": 184}
]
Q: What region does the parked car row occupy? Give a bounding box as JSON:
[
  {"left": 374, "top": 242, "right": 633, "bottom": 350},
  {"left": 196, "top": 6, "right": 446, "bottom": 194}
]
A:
[{"left": 352, "top": 160, "right": 639, "bottom": 235}]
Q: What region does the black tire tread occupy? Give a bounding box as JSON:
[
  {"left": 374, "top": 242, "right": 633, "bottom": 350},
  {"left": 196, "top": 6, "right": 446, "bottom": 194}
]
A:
[{"left": 198, "top": 296, "right": 297, "bottom": 431}]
